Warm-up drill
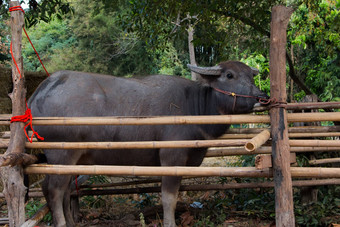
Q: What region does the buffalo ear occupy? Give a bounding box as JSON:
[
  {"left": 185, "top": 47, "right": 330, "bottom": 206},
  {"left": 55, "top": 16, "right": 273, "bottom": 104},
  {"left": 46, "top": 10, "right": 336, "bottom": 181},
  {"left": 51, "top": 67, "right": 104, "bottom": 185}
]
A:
[{"left": 250, "top": 66, "right": 259, "bottom": 76}]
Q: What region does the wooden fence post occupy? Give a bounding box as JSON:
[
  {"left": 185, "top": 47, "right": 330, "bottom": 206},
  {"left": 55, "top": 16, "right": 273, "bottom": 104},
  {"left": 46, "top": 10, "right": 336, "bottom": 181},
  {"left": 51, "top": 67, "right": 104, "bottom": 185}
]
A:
[
  {"left": 0, "top": 1, "right": 27, "bottom": 226},
  {"left": 269, "top": 5, "right": 295, "bottom": 227}
]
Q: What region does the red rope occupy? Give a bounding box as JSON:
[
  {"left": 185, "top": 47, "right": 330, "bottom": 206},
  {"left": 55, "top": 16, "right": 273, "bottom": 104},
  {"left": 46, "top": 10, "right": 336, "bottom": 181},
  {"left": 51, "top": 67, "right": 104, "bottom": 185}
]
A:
[
  {"left": 9, "top": 6, "right": 50, "bottom": 77},
  {"left": 9, "top": 5, "right": 47, "bottom": 142},
  {"left": 9, "top": 5, "right": 24, "bottom": 13},
  {"left": 10, "top": 102, "right": 44, "bottom": 143},
  {"left": 23, "top": 27, "right": 50, "bottom": 76}
]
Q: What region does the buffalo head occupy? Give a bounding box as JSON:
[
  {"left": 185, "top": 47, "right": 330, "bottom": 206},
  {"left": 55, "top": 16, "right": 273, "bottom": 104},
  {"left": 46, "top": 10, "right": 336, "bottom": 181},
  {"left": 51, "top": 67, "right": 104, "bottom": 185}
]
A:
[{"left": 188, "top": 61, "right": 269, "bottom": 114}]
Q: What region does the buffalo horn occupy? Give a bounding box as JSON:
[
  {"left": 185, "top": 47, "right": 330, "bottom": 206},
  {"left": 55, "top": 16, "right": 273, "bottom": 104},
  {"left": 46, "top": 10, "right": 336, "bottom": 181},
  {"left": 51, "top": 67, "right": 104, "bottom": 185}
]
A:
[{"left": 187, "top": 64, "right": 222, "bottom": 76}]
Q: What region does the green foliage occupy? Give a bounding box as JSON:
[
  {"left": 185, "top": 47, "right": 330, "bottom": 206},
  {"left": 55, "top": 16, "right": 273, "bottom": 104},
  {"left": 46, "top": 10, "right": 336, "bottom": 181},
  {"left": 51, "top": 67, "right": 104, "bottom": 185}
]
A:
[
  {"left": 81, "top": 195, "right": 107, "bottom": 209},
  {"left": 21, "top": 0, "right": 155, "bottom": 76},
  {"left": 241, "top": 53, "right": 271, "bottom": 95},
  {"left": 25, "top": 199, "right": 52, "bottom": 223},
  {"left": 288, "top": 1, "right": 340, "bottom": 101},
  {"left": 191, "top": 182, "right": 340, "bottom": 226},
  {"left": 132, "top": 193, "right": 158, "bottom": 209},
  {"left": 294, "top": 186, "right": 340, "bottom": 226},
  {"left": 24, "top": 0, "right": 73, "bottom": 28}
]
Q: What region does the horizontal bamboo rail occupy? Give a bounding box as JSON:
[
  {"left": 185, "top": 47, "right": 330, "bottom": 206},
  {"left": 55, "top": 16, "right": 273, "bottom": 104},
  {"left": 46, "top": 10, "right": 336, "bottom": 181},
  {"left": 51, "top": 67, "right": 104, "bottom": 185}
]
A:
[
  {"left": 245, "top": 130, "right": 271, "bottom": 152},
  {"left": 74, "top": 178, "right": 340, "bottom": 196},
  {"left": 3, "top": 131, "right": 339, "bottom": 141},
  {"left": 0, "top": 112, "right": 339, "bottom": 126},
  {"left": 206, "top": 146, "right": 340, "bottom": 156},
  {"left": 2, "top": 126, "right": 339, "bottom": 139},
  {"left": 309, "top": 157, "right": 340, "bottom": 165},
  {"left": 1, "top": 139, "right": 339, "bottom": 150},
  {"left": 25, "top": 165, "right": 272, "bottom": 177},
  {"left": 252, "top": 101, "right": 340, "bottom": 111},
  {"left": 24, "top": 164, "right": 340, "bottom": 178},
  {"left": 221, "top": 132, "right": 340, "bottom": 139},
  {"left": 3, "top": 178, "right": 340, "bottom": 199},
  {"left": 25, "top": 139, "right": 248, "bottom": 149},
  {"left": 228, "top": 126, "right": 340, "bottom": 134},
  {"left": 289, "top": 140, "right": 340, "bottom": 147}
]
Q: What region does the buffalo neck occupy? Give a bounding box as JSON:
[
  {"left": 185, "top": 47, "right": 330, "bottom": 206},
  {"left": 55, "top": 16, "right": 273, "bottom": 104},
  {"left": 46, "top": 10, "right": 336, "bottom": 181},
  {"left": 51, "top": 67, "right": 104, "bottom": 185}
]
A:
[{"left": 186, "top": 83, "right": 230, "bottom": 138}]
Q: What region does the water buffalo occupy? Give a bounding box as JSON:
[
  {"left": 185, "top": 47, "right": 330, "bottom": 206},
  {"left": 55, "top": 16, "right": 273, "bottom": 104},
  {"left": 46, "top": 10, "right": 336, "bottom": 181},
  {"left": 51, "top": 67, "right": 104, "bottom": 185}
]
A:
[{"left": 28, "top": 61, "right": 268, "bottom": 227}]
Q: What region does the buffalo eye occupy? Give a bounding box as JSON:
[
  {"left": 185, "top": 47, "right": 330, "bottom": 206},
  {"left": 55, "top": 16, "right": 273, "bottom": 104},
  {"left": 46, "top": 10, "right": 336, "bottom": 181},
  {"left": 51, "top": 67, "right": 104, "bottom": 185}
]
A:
[{"left": 226, "top": 73, "right": 233, "bottom": 79}]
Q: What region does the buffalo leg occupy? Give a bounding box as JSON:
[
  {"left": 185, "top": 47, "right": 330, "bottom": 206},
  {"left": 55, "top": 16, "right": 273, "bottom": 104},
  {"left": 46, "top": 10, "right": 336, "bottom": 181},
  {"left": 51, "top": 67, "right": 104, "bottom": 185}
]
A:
[
  {"left": 63, "top": 179, "right": 76, "bottom": 227},
  {"left": 159, "top": 147, "right": 188, "bottom": 227},
  {"left": 161, "top": 176, "right": 182, "bottom": 227},
  {"left": 43, "top": 174, "right": 73, "bottom": 227}
]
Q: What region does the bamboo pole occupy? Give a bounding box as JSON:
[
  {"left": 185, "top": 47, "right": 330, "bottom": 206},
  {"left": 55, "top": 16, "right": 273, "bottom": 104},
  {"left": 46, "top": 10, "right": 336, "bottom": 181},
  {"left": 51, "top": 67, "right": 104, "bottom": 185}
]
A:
[
  {"left": 3, "top": 178, "right": 340, "bottom": 199},
  {"left": 206, "top": 146, "right": 340, "bottom": 156},
  {"left": 1, "top": 112, "right": 340, "bottom": 126},
  {"left": 245, "top": 130, "right": 271, "bottom": 152},
  {"left": 4, "top": 131, "right": 340, "bottom": 140},
  {"left": 220, "top": 132, "right": 340, "bottom": 139},
  {"left": 0, "top": 146, "right": 338, "bottom": 159},
  {"left": 24, "top": 139, "right": 340, "bottom": 149},
  {"left": 309, "top": 158, "right": 340, "bottom": 165},
  {"left": 25, "top": 164, "right": 272, "bottom": 177},
  {"left": 2, "top": 129, "right": 338, "bottom": 140},
  {"left": 21, "top": 204, "right": 49, "bottom": 227},
  {"left": 1, "top": 139, "right": 338, "bottom": 150},
  {"left": 73, "top": 178, "right": 340, "bottom": 196},
  {"left": 23, "top": 164, "right": 340, "bottom": 179},
  {"left": 253, "top": 101, "right": 340, "bottom": 112},
  {"left": 22, "top": 139, "right": 248, "bottom": 150},
  {"left": 227, "top": 126, "right": 340, "bottom": 134},
  {"left": 289, "top": 140, "right": 340, "bottom": 147}
]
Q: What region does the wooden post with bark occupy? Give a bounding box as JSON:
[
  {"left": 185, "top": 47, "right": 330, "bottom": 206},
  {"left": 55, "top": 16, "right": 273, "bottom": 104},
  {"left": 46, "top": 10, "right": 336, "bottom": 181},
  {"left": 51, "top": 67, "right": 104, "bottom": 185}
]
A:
[
  {"left": 269, "top": 5, "right": 295, "bottom": 226},
  {"left": 0, "top": 1, "right": 27, "bottom": 226}
]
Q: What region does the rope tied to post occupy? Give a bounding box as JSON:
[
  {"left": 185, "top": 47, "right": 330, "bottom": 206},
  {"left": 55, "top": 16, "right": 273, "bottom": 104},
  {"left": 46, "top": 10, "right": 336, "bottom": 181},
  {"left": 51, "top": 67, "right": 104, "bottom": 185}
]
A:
[
  {"left": 9, "top": 5, "right": 48, "bottom": 142},
  {"left": 10, "top": 102, "right": 44, "bottom": 143}
]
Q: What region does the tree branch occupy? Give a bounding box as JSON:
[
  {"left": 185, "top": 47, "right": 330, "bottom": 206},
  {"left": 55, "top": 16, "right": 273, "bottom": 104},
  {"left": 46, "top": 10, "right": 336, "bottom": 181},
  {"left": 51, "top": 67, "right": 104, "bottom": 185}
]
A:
[{"left": 213, "top": 9, "right": 314, "bottom": 97}]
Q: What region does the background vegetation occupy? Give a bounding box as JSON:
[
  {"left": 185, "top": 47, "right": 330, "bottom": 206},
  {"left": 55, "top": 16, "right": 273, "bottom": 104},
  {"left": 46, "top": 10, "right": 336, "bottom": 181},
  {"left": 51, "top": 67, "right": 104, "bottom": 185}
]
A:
[{"left": 0, "top": 0, "right": 339, "bottom": 226}]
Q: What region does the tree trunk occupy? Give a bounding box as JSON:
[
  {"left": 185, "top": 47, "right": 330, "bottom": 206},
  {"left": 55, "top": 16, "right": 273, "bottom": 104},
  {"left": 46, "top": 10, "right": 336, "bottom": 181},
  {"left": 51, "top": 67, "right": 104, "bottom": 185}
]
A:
[{"left": 187, "top": 24, "right": 199, "bottom": 81}]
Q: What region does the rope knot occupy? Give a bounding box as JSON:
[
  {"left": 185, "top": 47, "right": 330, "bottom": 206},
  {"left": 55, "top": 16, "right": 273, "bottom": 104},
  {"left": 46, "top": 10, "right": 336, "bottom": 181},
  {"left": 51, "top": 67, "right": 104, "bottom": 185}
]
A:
[{"left": 10, "top": 103, "right": 44, "bottom": 143}]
